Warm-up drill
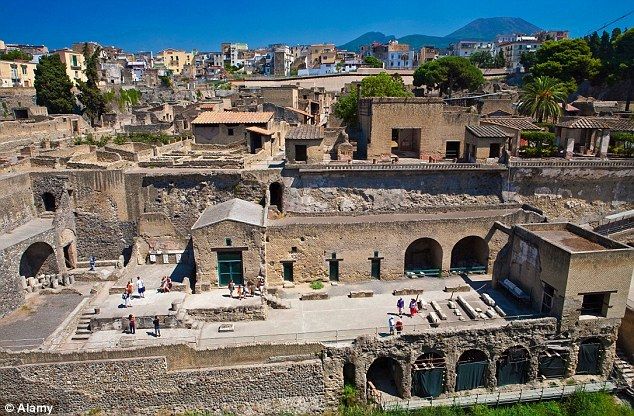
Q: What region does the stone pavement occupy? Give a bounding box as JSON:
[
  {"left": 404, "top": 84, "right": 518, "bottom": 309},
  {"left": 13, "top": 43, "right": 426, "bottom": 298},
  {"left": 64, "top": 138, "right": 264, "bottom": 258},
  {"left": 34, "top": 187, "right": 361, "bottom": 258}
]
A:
[{"left": 0, "top": 292, "right": 85, "bottom": 350}]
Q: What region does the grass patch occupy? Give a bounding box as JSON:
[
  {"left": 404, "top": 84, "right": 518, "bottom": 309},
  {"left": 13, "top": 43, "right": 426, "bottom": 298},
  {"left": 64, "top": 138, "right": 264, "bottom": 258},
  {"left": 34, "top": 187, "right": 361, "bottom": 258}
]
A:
[{"left": 310, "top": 280, "right": 325, "bottom": 290}]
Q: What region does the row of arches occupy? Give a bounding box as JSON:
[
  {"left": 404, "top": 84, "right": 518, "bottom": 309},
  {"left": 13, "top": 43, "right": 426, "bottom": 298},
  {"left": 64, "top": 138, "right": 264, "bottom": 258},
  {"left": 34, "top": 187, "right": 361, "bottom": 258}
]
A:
[
  {"left": 404, "top": 236, "right": 490, "bottom": 273},
  {"left": 364, "top": 339, "right": 604, "bottom": 399}
]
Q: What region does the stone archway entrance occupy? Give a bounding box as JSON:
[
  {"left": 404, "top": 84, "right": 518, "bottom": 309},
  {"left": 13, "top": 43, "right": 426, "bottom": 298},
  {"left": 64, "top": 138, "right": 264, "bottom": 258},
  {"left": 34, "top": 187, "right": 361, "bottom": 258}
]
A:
[
  {"left": 496, "top": 346, "right": 530, "bottom": 386},
  {"left": 269, "top": 182, "right": 283, "bottom": 212},
  {"left": 450, "top": 236, "right": 489, "bottom": 273},
  {"left": 412, "top": 351, "right": 446, "bottom": 398},
  {"left": 42, "top": 192, "right": 56, "bottom": 212},
  {"left": 19, "top": 242, "right": 58, "bottom": 277},
  {"left": 60, "top": 229, "right": 77, "bottom": 270},
  {"left": 367, "top": 357, "right": 403, "bottom": 398},
  {"left": 456, "top": 349, "right": 488, "bottom": 391},
  {"left": 404, "top": 238, "right": 442, "bottom": 276}
]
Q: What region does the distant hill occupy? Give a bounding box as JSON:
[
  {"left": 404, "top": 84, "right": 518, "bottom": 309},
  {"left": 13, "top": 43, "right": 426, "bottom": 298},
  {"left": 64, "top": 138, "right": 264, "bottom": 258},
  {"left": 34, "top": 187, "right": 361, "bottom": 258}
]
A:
[
  {"left": 337, "top": 17, "right": 543, "bottom": 51},
  {"left": 338, "top": 32, "right": 396, "bottom": 53},
  {"left": 446, "top": 17, "right": 542, "bottom": 41}
]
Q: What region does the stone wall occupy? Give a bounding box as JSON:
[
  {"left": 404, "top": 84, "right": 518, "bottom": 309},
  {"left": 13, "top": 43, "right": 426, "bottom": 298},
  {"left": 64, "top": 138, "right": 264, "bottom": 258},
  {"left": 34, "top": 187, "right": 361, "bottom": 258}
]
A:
[
  {"left": 0, "top": 342, "right": 326, "bottom": 415},
  {"left": 0, "top": 172, "right": 35, "bottom": 234},
  {"left": 265, "top": 208, "right": 539, "bottom": 284},
  {"left": 187, "top": 303, "right": 267, "bottom": 321}
]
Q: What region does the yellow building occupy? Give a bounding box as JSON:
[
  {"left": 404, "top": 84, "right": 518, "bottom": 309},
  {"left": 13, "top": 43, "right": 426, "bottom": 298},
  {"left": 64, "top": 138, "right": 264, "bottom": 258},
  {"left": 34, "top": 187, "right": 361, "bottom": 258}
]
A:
[
  {"left": 158, "top": 49, "right": 193, "bottom": 75},
  {"left": 0, "top": 60, "right": 36, "bottom": 87},
  {"left": 54, "top": 49, "right": 87, "bottom": 85}
]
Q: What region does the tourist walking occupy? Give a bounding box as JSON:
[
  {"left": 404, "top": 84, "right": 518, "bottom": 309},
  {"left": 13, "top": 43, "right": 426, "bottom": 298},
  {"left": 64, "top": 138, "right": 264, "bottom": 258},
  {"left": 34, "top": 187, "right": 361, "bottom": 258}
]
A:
[
  {"left": 388, "top": 316, "right": 395, "bottom": 335},
  {"left": 237, "top": 285, "right": 243, "bottom": 300},
  {"left": 409, "top": 298, "right": 418, "bottom": 317},
  {"left": 397, "top": 297, "right": 405, "bottom": 316},
  {"left": 126, "top": 280, "right": 133, "bottom": 298},
  {"left": 153, "top": 315, "right": 161, "bottom": 337},
  {"left": 128, "top": 314, "right": 136, "bottom": 334},
  {"left": 228, "top": 279, "right": 235, "bottom": 298},
  {"left": 136, "top": 276, "right": 145, "bottom": 298}
]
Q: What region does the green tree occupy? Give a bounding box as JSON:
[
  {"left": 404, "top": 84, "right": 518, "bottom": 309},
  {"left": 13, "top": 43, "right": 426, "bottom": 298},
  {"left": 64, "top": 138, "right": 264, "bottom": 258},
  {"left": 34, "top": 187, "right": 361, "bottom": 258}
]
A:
[
  {"left": 493, "top": 50, "right": 506, "bottom": 68},
  {"left": 333, "top": 72, "right": 412, "bottom": 123},
  {"left": 469, "top": 51, "right": 494, "bottom": 68},
  {"left": 76, "top": 43, "right": 106, "bottom": 126},
  {"left": 413, "top": 56, "right": 484, "bottom": 97},
  {"left": 517, "top": 76, "right": 568, "bottom": 123},
  {"left": 34, "top": 55, "right": 76, "bottom": 114},
  {"left": 0, "top": 49, "right": 33, "bottom": 61},
  {"left": 363, "top": 56, "right": 383, "bottom": 68},
  {"left": 613, "top": 28, "right": 634, "bottom": 111},
  {"left": 530, "top": 39, "right": 601, "bottom": 92}
]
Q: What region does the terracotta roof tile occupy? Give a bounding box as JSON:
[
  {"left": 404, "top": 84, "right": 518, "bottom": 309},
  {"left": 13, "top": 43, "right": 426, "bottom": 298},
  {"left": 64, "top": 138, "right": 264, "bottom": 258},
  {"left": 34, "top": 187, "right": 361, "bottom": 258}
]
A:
[
  {"left": 466, "top": 125, "right": 511, "bottom": 138},
  {"left": 286, "top": 125, "right": 325, "bottom": 141},
  {"left": 481, "top": 117, "right": 542, "bottom": 131}
]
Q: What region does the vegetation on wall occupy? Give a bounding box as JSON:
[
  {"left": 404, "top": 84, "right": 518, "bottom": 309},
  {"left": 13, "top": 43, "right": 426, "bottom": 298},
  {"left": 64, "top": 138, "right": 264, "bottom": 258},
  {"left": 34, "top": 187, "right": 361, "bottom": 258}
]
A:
[
  {"left": 609, "top": 131, "right": 634, "bottom": 157},
  {"left": 0, "top": 49, "right": 33, "bottom": 62},
  {"left": 469, "top": 50, "right": 505, "bottom": 69},
  {"left": 520, "top": 130, "right": 557, "bottom": 158},
  {"left": 364, "top": 56, "right": 384, "bottom": 68}
]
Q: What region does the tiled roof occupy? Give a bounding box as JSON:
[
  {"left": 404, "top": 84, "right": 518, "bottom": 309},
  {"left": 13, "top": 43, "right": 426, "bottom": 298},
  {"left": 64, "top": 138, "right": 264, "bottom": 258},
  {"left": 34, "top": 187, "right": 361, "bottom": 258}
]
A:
[
  {"left": 286, "top": 125, "right": 325, "bottom": 141},
  {"left": 284, "top": 107, "right": 313, "bottom": 117},
  {"left": 191, "top": 111, "right": 273, "bottom": 125},
  {"left": 466, "top": 125, "right": 511, "bottom": 138},
  {"left": 556, "top": 117, "right": 611, "bottom": 129},
  {"left": 481, "top": 117, "right": 542, "bottom": 131},
  {"left": 245, "top": 126, "right": 274, "bottom": 135},
  {"left": 192, "top": 199, "right": 265, "bottom": 229},
  {"left": 601, "top": 118, "right": 634, "bottom": 132}
]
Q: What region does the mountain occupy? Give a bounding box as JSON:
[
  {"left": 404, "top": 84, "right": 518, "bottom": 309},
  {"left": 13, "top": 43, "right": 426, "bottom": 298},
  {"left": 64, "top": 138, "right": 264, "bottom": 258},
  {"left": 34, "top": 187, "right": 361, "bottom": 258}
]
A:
[
  {"left": 446, "top": 17, "right": 542, "bottom": 41},
  {"left": 338, "top": 32, "right": 396, "bottom": 53},
  {"left": 337, "top": 17, "right": 543, "bottom": 51}
]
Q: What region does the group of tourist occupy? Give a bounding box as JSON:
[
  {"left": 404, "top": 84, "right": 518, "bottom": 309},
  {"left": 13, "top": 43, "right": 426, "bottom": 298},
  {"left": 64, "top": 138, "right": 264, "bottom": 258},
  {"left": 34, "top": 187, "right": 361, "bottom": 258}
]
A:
[
  {"left": 121, "top": 275, "right": 173, "bottom": 307},
  {"left": 388, "top": 297, "right": 426, "bottom": 335},
  {"left": 227, "top": 276, "right": 265, "bottom": 300},
  {"left": 122, "top": 277, "right": 145, "bottom": 307},
  {"left": 126, "top": 314, "right": 161, "bottom": 337}
]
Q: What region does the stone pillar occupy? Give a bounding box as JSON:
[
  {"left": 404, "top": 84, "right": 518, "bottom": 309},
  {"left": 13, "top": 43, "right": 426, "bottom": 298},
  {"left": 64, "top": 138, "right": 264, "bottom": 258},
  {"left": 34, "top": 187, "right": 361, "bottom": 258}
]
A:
[
  {"left": 566, "top": 344, "right": 578, "bottom": 378},
  {"left": 565, "top": 137, "right": 575, "bottom": 160},
  {"left": 400, "top": 359, "right": 412, "bottom": 399},
  {"left": 445, "top": 354, "right": 458, "bottom": 393},
  {"left": 528, "top": 350, "right": 540, "bottom": 382},
  {"left": 597, "top": 130, "right": 610, "bottom": 159}
]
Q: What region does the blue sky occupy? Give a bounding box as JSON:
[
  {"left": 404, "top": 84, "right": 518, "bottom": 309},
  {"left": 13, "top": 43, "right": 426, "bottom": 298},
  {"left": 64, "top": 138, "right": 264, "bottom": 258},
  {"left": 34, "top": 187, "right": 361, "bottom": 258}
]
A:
[{"left": 1, "top": 0, "right": 632, "bottom": 52}]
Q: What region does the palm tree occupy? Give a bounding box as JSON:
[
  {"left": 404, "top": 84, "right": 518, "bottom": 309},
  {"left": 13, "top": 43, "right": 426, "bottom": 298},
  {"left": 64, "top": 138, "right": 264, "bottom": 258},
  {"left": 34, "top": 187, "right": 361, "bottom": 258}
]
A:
[{"left": 518, "top": 76, "right": 568, "bottom": 123}]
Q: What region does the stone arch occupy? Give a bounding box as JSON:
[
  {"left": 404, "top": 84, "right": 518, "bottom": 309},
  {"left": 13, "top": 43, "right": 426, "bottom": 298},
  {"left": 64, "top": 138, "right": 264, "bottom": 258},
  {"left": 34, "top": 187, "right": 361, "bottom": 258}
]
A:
[
  {"left": 496, "top": 345, "right": 530, "bottom": 386},
  {"left": 404, "top": 238, "right": 443, "bottom": 273},
  {"left": 576, "top": 337, "right": 604, "bottom": 375},
  {"left": 538, "top": 347, "right": 569, "bottom": 379},
  {"left": 19, "top": 242, "right": 58, "bottom": 277},
  {"left": 269, "top": 182, "right": 283, "bottom": 212},
  {"left": 455, "top": 349, "right": 488, "bottom": 391},
  {"left": 60, "top": 229, "right": 77, "bottom": 269},
  {"left": 367, "top": 356, "right": 404, "bottom": 398},
  {"left": 450, "top": 236, "right": 489, "bottom": 272},
  {"left": 42, "top": 192, "right": 57, "bottom": 212},
  {"left": 411, "top": 350, "right": 446, "bottom": 398}
]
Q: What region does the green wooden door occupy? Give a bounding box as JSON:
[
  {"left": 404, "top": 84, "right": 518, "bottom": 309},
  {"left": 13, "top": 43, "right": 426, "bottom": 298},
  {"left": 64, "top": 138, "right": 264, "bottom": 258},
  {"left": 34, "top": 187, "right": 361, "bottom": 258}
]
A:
[
  {"left": 283, "top": 262, "right": 293, "bottom": 281},
  {"left": 371, "top": 259, "right": 381, "bottom": 279},
  {"left": 329, "top": 260, "right": 339, "bottom": 281},
  {"left": 217, "top": 251, "right": 243, "bottom": 286}
]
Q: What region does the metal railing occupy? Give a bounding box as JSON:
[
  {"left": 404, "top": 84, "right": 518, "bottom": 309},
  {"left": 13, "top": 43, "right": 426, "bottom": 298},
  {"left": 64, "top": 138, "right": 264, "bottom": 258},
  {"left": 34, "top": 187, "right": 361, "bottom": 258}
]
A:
[
  {"left": 508, "top": 159, "right": 634, "bottom": 168},
  {"left": 382, "top": 380, "right": 618, "bottom": 410},
  {"left": 296, "top": 162, "right": 506, "bottom": 172}
]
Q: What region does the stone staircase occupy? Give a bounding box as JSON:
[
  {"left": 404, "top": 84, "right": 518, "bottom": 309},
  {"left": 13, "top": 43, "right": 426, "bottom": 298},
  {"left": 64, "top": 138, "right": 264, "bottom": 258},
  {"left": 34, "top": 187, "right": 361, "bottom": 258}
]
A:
[
  {"left": 70, "top": 309, "right": 96, "bottom": 341},
  {"left": 614, "top": 349, "right": 634, "bottom": 397}
]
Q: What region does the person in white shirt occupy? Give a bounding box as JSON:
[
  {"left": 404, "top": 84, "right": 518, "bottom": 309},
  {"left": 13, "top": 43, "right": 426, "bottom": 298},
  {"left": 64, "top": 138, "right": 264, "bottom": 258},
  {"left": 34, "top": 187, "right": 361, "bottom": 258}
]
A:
[{"left": 136, "top": 276, "right": 145, "bottom": 298}]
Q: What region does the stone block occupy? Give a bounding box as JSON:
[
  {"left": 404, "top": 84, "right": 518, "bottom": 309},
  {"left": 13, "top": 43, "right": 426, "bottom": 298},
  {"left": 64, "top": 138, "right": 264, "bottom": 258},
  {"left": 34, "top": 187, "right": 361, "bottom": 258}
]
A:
[
  {"left": 20, "top": 276, "right": 27, "bottom": 289},
  {"left": 444, "top": 284, "right": 470, "bottom": 293},
  {"left": 392, "top": 288, "right": 424, "bottom": 296},
  {"left": 218, "top": 323, "right": 235, "bottom": 332},
  {"left": 300, "top": 292, "right": 329, "bottom": 301},
  {"left": 349, "top": 290, "right": 373, "bottom": 298}
]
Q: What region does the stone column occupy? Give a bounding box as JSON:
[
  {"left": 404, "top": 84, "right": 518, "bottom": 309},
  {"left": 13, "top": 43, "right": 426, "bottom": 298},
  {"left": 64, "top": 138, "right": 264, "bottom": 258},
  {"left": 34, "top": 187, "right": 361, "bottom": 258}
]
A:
[
  {"left": 445, "top": 354, "right": 458, "bottom": 393},
  {"left": 565, "top": 137, "right": 575, "bottom": 160},
  {"left": 597, "top": 130, "right": 610, "bottom": 159},
  {"left": 566, "top": 344, "right": 578, "bottom": 378},
  {"left": 400, "top": 359, "right": 412, "bottom": 399}
]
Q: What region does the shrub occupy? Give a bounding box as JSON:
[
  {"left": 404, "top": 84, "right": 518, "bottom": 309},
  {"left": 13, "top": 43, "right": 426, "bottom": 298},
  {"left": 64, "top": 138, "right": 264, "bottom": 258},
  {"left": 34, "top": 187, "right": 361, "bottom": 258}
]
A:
[{"left": 310, "top": 280, "right": 324, "bottom": 290}]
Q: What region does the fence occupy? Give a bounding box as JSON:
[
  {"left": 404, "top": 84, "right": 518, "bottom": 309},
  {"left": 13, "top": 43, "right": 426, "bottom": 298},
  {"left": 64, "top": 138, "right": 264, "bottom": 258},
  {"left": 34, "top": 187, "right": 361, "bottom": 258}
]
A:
[
  {"left": 296, "top": 163, "right": 507, "bottom": 172},
  {"left": 508, "top": 159, "right": 634, "bottom": 168},
  {"left": 381, "top": 380, "right": 619, "bottom": 410}
]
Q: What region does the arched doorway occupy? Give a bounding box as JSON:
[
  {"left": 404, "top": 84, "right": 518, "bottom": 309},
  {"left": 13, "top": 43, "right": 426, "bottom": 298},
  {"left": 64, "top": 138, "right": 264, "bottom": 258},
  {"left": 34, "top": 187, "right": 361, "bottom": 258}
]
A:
[
  {"left": 412, "top": 351, "right": 446, "bottom": 398},
  {"left": 450, "top": 236, "right": 489, "bottom": 273},
  {"left": 343, "top": 362, "right": 356, "bottom": 387},
  {"left": 497, "top": 346, "right": 530, "bottom": 386},
  {"left": 19, "top": 242, "right": 57, "bottom": 277},
  {"left": 269, "top": 182, "right": 283, "bottom": 212},
  {"left": 367, "top": 357, "right": 403, "bottom": 398},
  {"left": 404, "top": 238, "right": 442, "bottom": 276},
  {"left": 576, "top": 338, "right": 603, "bottom": 375},
  {"left": 456, "top": 349, "right": 488, "bottom": 391},
  {"left": 60, "top": 229, "right": 77, "bottom": 269},
  {"left": 42, "top": 192, "right": 56, "bottom": 212},
  {"left": 539, "top": 348, "right": 568, "bottom": 379}
]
